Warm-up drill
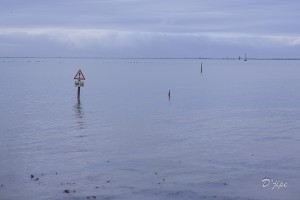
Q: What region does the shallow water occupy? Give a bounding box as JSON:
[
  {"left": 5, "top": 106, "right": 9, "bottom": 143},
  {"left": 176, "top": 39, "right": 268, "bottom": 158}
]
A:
[{"left": 0, "top": 58, "right": 300, "bottom": 200}]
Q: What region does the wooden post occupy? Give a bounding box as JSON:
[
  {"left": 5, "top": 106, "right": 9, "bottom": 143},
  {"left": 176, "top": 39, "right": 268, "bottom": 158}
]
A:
[
  {"left": 201, "top": 62, "right": 203, "bottom": 74},
  {"left": 77, "top": 87, "right": 80, "bottom": 100}
]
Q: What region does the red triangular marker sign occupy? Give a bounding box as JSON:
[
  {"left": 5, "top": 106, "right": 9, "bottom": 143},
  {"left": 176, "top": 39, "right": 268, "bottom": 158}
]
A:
[{"left": 74, "top": 69, "right": 85, "bottom": 80}]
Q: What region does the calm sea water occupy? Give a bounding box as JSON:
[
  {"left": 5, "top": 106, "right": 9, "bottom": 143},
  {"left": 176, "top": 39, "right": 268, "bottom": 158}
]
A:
[{"left": 0, "top": 58, "right": 300, "bottom": 200}]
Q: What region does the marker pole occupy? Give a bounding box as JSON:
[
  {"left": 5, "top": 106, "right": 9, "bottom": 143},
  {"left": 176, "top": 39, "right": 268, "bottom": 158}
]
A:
[
  {"left": 78, "top": 87, "right": 81, "bottom": 100},
  {"left": 77, "top": 80, "right": 81, "bottom": 100},
  {"left": 74, "top": 70, "right": 85, "bottom": 100},
  {"left": 201, "top": 62, "right": 203, "bottom": 74}
]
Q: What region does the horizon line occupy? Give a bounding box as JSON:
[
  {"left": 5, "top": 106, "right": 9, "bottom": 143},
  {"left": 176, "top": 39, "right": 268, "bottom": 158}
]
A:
[{"left": 1, "top": 56, "right": 300, "bottom": 60}]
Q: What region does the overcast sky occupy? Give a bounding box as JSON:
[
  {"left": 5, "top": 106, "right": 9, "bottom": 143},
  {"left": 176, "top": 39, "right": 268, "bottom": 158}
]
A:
[{"left": 0, "top": 0, "right": 299, "bottom": 58}]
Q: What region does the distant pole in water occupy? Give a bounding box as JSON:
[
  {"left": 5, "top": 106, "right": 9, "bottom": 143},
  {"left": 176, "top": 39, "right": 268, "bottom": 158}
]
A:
[
  {"left": 168, "top": 90, "right": 171, "bottom": 100},
  {"left": 244, "top": 53, "right": 247, "bottom": 61},
  {"left": 201, "top": 62, "right": 203, "bottom": 74},
  {"left": 74, "top": 69, "right": 86, "bottom": 100}
]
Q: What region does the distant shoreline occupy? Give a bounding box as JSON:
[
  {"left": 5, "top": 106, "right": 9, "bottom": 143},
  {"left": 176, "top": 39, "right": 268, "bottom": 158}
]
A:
[{"left": 1, "top": 56, "right": 300, "bottom": 61}]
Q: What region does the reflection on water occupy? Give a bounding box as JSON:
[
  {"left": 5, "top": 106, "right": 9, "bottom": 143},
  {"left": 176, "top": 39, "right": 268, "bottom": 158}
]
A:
[{"left": 73, "top": 100, "right": 86, "bottom": 130}]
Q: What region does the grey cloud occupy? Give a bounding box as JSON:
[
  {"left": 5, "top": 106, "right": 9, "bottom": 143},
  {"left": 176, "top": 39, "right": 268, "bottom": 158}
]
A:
[{"left": 0, "top": 0, "right": 299, "bottom": 57}]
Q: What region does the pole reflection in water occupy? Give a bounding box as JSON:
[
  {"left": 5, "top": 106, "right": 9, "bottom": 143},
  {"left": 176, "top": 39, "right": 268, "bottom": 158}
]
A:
[{"left": 73, "top": 99, "right": 86, "bottom": 131}]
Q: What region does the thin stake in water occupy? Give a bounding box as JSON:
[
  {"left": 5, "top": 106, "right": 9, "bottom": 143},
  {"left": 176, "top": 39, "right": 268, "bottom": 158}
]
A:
[{"left": 201, "top": 62, "right": 203, "bottom": 74}]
